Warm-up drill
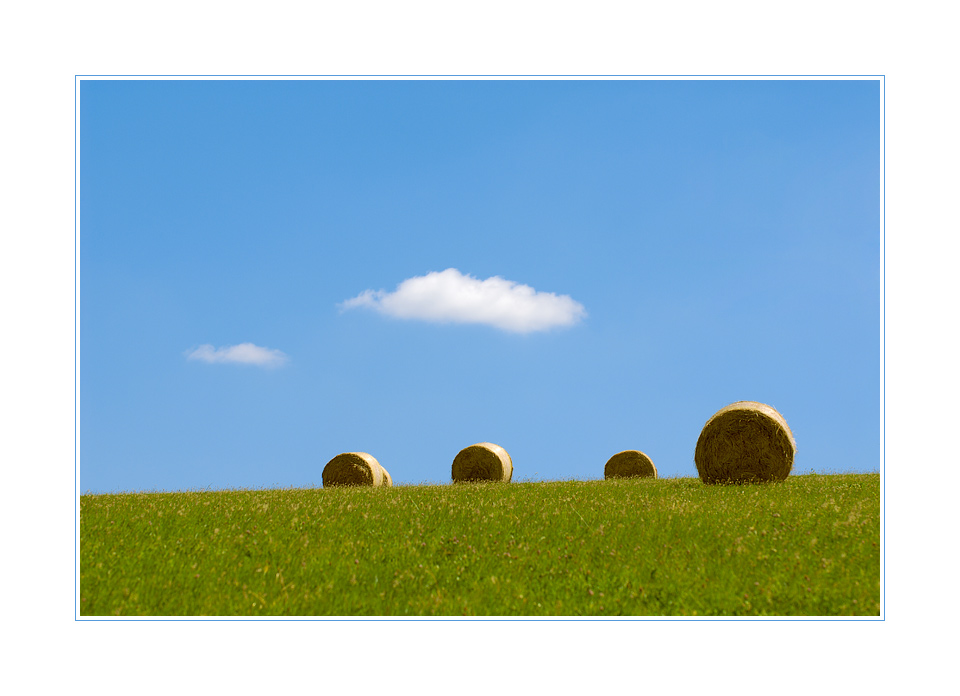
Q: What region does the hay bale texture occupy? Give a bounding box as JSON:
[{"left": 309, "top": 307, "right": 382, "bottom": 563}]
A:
[
  {"left": 604, "top": 450, "right": 657, "bottom": 479},
  {"left": 451, "top": 442, "right": 513, "bottom": 483},
  {"left": 694, "top": 401, "right": 796, "bottom": 484},
  {"left": 322, "top": 452, "right": 392, "bottom": 488}
]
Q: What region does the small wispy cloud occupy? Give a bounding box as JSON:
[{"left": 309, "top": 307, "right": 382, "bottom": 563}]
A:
[
  {"left": 339, "top": 268, "right": 587, "bottom": 334},
  {"left": 185, "top": 343, "right": 288, "bottom": 368}
]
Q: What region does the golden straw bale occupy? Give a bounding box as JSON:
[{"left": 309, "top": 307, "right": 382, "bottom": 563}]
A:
[
  {"left": 322, "top": 452, "right": 386, "bottom": 487},
  {"left": 694, "top": 401, "right": 796, "bottom": 484},
  {"left": 379, "top": 463, "right": 393, "bottom": 487},
  {"left": 451, "top": 442, "right": 513, "bottom": 483},
  {"left": 604, "top": 450, "right": 657, "bottom": 479}
]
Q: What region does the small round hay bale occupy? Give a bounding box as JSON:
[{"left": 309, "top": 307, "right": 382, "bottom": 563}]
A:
[
  {"left": 604, "top": 450, "right": 657, "bottom": 479},
  {"left": 322, "top": 452, "right": 386, "bottom": 488},
  {"left": 451, "top": 442, "right": 513, "bottom": 483},
  {"left": 694, "top": 401, "right": 796, "bottom": 484}
]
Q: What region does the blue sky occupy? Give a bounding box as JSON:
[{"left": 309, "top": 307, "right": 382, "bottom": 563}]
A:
[{"left": 79, "top": 78, "right": 880, "bottom": 493}]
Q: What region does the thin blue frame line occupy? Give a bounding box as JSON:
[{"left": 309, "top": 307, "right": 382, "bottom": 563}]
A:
[
  {"left": 74, "top": 74, "right": 885, "bottom": 78},
  {"left": 74, "top": 74, "right": 884, "bottom": 622},
  {"left": 74, "top": 75, "right": 78, "bottom": 622}
]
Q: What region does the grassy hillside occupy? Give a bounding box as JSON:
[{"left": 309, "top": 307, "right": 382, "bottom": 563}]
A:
[{"left": 79, "top": 473, "right": 880, "bottom": 616}]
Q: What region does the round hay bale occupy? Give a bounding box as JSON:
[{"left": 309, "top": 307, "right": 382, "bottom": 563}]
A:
[
  {"left": 694, "top": 401, "right": 796, "bottom": 484},
  {"left": 322, "top": 452, "right": 386, "bottom": 488},
  {"left": 451, "top": 442, "right": 513, "bottom": 483},
  {"left": 604, "top": 450, "right": 657, "bottom": 479}
]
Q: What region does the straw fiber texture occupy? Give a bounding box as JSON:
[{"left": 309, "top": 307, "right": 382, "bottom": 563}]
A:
[
  {"left": 451, "top": 442, "right": 513, "bottom": 483},
  {"left": 604, "top": 450, "right": 657, "bottom": 479},
  {"left": 695, "top": 401, "right": 796, "bottom": 484},
  {"left": 322, "top": 452, "right": 387, "bottom": 488}
]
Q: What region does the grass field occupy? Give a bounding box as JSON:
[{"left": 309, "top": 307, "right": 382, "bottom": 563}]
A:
[{"left": 79, "top": 473, "right": 880, "bottom": 616}]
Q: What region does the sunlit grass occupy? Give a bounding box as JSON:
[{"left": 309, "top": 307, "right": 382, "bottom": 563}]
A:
[{"left": 79, "top": 473, "right": 880, "bottom": 616}]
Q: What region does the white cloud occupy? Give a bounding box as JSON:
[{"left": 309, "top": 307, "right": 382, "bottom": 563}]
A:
[
  {"left": 185, "top": 343, "right": 288, "bottom": 367},
  {"left": 339, "top": 268, "right": 587, "bottom": 333}
]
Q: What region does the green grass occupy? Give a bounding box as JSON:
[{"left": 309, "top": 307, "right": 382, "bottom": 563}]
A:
[{"left": 79, "top": 473, "right": 880, "bottom": 616}]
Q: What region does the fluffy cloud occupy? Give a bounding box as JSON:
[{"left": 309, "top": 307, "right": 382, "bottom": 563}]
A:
[
  {"left": 185, "top": 343, "right": 288, "bottom": 367},
  {"left": 339, "top": 268, "right": 587, "bottom": 333}
]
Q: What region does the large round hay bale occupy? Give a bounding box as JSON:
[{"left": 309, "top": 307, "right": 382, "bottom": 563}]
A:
[
  {"left": 322, "top": 452, "right": 386, "bottom": 487},
  {"left": 604, "top": 450, "right": 657, "bottom": 479},
  {"left": 451, "top": 442, "right": 513, "bottom": 483},
  {"left": 694, "top": 401, "right": 796, "bottom": 484}
]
